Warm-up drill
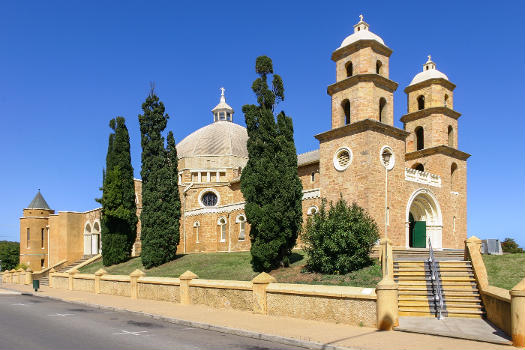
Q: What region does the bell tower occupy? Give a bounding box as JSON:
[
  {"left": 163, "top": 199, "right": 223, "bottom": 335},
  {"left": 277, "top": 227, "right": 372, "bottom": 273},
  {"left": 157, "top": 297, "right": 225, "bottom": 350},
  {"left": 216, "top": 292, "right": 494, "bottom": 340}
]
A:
[
  {"left": 316, "top": 16, "right": 409, "bottom": 244},
  {"left": 328, "top": 15, "right": 398, "bottom": 128}
]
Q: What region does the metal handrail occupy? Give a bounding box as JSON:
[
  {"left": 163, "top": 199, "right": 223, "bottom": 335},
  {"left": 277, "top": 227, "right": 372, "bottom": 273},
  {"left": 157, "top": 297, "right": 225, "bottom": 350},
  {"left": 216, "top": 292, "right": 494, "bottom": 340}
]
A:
[{"left": 428, "top": 238, "right": 444, "bottom": 319}]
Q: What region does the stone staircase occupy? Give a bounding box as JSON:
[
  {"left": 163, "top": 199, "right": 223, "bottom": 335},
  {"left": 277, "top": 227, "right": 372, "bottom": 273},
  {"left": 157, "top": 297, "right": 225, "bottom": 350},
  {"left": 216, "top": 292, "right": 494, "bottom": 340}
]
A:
[
  {"left": 395, "top": 259, "right": 485, "bottom": 318},
  {"left": 38, "top": 257, "right": 92, "bottom": 286},
  {"left": 372, "top": 247, "right": 464, "bottom": 261}
]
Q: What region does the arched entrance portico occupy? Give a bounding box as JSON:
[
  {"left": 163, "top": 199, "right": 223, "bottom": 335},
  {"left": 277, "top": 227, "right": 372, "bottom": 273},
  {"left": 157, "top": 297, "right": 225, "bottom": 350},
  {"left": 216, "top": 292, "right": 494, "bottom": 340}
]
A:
[{"left": 405, "top": 189, "right": 443, "bottom": 249}]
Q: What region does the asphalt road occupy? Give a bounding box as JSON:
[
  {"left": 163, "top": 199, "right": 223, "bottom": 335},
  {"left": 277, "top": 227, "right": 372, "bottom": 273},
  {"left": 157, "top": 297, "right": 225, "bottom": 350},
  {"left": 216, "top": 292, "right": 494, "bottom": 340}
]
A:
[{"left": 0, "top": 293, "right": 304, "bottom": 350}]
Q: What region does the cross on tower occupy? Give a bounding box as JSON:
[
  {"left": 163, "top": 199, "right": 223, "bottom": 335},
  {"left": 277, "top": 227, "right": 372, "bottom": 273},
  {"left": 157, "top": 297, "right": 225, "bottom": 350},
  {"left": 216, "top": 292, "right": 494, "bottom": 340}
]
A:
[
  {"left": 220, "top": 87, "right": 225, "bottom": 96},
  {"left": 359, "top": 14, "right": 363, "bottom": 22}
]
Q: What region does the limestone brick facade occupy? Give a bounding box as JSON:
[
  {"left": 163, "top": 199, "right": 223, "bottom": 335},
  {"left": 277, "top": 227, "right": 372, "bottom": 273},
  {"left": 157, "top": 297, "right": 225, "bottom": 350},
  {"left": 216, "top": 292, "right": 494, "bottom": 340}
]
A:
[{"left": 20, "top": 16, "right": 470, "bottom": 269}]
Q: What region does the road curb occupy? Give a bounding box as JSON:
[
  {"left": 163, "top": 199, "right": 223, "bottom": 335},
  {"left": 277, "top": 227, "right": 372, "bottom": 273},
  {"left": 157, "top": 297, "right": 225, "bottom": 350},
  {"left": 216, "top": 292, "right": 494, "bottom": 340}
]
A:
[
  {"left": 394, "top": 327, "right": 512, "bottom": 346},
  {"left": 17, "top": 289, "right": 356, "bottom": 350}
]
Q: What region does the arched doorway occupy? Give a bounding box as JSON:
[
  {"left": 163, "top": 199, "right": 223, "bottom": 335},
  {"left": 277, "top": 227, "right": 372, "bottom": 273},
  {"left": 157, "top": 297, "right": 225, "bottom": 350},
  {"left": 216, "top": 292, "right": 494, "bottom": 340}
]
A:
[
  {"left": 406, "top": 189, "right": 443, "bottom": 249},
  {"left": 92, "top": 221, "right": 101, "bottom": 254}
]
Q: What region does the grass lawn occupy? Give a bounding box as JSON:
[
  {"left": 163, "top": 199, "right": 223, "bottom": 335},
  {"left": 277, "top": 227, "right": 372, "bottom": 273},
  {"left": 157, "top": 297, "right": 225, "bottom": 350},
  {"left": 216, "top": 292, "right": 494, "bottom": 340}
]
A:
[
  {"left": 79, "top": 250, "right": 381, "bottom": 288},
  {"left": 483, "top": 253, "right": 525, "bottom": 290}
]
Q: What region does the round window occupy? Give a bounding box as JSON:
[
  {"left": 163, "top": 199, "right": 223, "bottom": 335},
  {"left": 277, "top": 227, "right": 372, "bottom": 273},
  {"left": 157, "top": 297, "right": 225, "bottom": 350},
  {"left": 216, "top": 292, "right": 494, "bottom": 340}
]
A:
[
  {"left": 201, "top": 192, "right": 218, "bottom": 207},
  {"left": 333, "top": 147, "right": 353, "bottom": 171}
]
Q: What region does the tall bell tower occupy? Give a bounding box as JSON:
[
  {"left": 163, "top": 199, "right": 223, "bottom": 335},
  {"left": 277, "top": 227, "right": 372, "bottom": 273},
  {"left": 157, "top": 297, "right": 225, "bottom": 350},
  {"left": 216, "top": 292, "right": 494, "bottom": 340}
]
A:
[{"left": 316, "top": 16, "right": 409, "bottom": 243}]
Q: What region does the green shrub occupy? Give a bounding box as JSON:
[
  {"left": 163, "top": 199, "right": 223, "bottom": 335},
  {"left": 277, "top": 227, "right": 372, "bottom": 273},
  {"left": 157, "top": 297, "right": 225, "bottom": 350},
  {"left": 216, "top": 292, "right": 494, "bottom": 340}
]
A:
[
  {"left": 15, "top": 262, "right": 28, "bottom": 270},
  {"left": 303, "top": 198, "right": 379, "bottom": 274},
  {"left": 501, "top": 238, "right": 524, "bottom": 254}
]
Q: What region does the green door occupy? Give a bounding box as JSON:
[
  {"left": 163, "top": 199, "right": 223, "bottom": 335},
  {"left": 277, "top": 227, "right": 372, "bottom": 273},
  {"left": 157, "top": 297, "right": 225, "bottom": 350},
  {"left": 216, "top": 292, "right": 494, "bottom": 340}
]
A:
[{"left": 412, "top": 221, "right": 426, "bottom": 248}]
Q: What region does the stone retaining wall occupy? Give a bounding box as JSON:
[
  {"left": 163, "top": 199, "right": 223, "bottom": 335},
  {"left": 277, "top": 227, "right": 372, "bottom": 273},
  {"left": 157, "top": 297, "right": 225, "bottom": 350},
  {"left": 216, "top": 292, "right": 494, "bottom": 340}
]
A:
[
  {"left": 2, "top": 267, "right": 378, "bottom": 328},
  {"left": 465, "top": 236, "right": 525, "bottom": 347}
]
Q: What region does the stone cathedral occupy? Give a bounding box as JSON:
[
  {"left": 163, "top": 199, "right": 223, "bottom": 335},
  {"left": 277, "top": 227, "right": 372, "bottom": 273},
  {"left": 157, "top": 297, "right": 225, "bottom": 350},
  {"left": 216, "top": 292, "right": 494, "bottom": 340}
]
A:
[{"left": 20, "top": 16, "right": 469, "bottom": 269}]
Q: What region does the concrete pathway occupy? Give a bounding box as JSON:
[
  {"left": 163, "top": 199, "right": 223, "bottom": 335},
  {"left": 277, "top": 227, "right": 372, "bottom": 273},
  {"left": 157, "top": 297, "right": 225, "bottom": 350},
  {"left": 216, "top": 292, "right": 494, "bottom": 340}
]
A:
[
  {"left": 396, "top": 316, "right": 512, "bottom": 345},
  {"left": 0, "top": 287, "right": 21, "bottom": 295},
  {"left": 1, "top": 283, "right": 515, "bottom": 350}
]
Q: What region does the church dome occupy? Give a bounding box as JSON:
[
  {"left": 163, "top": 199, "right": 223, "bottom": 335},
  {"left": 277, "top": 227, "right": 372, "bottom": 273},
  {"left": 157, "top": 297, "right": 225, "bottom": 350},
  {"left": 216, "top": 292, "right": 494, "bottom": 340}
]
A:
[
  {"left": 409, "top": 56, "right": 449, "bottom": 86},
  {"left": 339, "top": 15, "right": 385, "bottom": 49},
  {"left": 177, "top": 121, "right": 248, "bottom": 159},
  {"left": 177, "top": 89, "right": 248, "bottom": 159}
]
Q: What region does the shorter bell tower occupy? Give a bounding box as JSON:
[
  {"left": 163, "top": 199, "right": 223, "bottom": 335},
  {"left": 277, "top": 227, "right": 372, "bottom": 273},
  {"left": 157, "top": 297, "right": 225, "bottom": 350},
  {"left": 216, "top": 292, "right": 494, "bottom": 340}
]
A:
[{"left": 402, "top": 56, "right": 459, "bottom": 152}]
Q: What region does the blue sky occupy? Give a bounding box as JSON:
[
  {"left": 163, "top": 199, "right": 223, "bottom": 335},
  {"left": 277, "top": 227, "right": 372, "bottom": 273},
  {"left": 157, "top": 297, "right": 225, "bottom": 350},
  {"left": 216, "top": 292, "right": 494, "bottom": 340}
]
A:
[{"left": 0, "top": 1, "right": 523, "bottom": 247}]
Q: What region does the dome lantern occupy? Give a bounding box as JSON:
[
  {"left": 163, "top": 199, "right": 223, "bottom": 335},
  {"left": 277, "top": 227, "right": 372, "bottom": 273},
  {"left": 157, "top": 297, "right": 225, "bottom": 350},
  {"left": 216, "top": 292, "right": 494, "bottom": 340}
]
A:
[
  {"left": 338, "top": 15, "right": 386, "bottom": 49},
  {"left": 409, "top": 55, "right": 449, "bottom": 86},
  {"left": 211, "top": 87, "right": 234, "bottom": 122}
]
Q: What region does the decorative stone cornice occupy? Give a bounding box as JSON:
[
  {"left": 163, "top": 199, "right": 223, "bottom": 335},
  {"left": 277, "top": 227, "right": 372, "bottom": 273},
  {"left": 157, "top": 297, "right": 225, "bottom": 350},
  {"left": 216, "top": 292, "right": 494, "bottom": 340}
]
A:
[
  {"left": 327, "top": 74, "right": 398, "bottom": 96},
  {"left": 405, "top": 145, "right": 471, "bottom": 161},
  {"left": 185, "top": 202, "right": 245, "bottom": 217},
  {"left": 400, "top": 107, "right": 461, "bottom": 124},
  {"left": 331, "top": 40, "right": 392, "bottom": 61},
  {"left": 315, "top": 119, "right": 410, "bottom": 143},
  {"left": 184, "top": 189, "right": 321, "bottom": 217},
  {"left": 404, "top": 78, "right": 456, "bottom": 93}
]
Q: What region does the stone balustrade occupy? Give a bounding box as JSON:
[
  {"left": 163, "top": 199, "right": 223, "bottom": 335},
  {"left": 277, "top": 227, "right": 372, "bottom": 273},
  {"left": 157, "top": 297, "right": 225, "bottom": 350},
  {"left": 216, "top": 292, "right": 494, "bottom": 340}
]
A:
[{"left": 404, "top": 167, "right": 441, "bottom": 187}]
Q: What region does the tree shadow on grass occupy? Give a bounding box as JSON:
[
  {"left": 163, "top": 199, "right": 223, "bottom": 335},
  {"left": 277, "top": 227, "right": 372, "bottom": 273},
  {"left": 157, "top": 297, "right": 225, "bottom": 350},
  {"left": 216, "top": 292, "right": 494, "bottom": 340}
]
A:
[{"left": 289, "top": 252, "right": 304, "bottom": 264}]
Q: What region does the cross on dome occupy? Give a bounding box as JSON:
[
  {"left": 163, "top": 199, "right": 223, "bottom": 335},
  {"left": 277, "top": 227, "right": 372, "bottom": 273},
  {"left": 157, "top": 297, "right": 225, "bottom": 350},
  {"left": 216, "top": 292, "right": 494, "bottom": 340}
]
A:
[{"left": 212, "top": 87, "right": 234, "bottom": 122}]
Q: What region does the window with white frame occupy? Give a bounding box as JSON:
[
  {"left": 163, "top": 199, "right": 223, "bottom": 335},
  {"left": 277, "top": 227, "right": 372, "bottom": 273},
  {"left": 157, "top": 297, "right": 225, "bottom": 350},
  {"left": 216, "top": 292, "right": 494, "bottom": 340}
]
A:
[
  {"left": 307, "top": 206, "right": 318, "bottom": 216},
  {"left": 236, "top": 215, "right": 246, "bottom": 241},
  {"left": 218, "top": 217, "right": 227, "bottom": 242}
]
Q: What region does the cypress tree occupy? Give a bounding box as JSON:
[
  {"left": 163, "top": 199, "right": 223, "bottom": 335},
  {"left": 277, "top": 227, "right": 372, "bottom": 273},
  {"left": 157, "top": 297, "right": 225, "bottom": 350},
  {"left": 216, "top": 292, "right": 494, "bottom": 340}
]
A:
[
  {"left": 241, "top": 56, "right": 303, "bottom": 272},
  {"left": 99, "top": 117, "right": 137, "bottom": 266},
  {"left": 138, "top": 90, "right": 181, "bottom": 268}
]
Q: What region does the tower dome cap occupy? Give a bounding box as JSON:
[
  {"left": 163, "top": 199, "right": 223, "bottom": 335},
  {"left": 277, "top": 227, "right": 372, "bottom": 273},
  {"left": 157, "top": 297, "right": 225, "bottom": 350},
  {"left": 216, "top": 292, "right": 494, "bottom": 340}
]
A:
[
  {"left": 339, "top": 15, "right": 385, "bottom": 49},
  {"left": 409, "top": 55, "right": 449, "bottom": 86}
]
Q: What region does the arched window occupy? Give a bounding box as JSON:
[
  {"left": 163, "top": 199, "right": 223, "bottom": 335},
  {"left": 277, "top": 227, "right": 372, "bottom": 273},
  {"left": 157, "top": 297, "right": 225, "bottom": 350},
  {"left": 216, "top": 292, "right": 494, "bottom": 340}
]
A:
[
  {"left": 412, "top": 163, "right": 425, "bottom": 172},
  {"left": 218, "top": 217, "right": 227, "bottom": 242},
  {"left": 451, "top": 163, "right": 458, "bottom": 192},
  {"left": 346, "top": 61, "right": 353, "bottom": 77},
  {"left": 193, "top": 221, "right": 200, "bottom": 243},
  {"left": 376, "top": 60, "right": 382, "bottom": 75},
  {"left": 444, "top": 94, "right": 449, "bottom": 108},
  {"left": 417, "top": 95, "right": 425, "bottom": 110},
  {"left": 236, "top": 215, "right": 246, "bottom": 241},
  {"left": 379, "top": 98, "right": 387, "bottom": 123},
  {"left": 307, "top": 206, "right": 318, "bottom": 216},
  {"left": 448, "top": 125, "right": 454, "bottom": 147},
  {"left": 41, "top": 228, "right": 45, "bottom": 249},
  {"left": 415, "top": 126, "right": 424, "bottom": 150},
  {"left": 341, "top": 99, "right": 350, "bottom": 125},
  {"left": 310, "top": 172, "right": 315, "bottom": 183}
]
